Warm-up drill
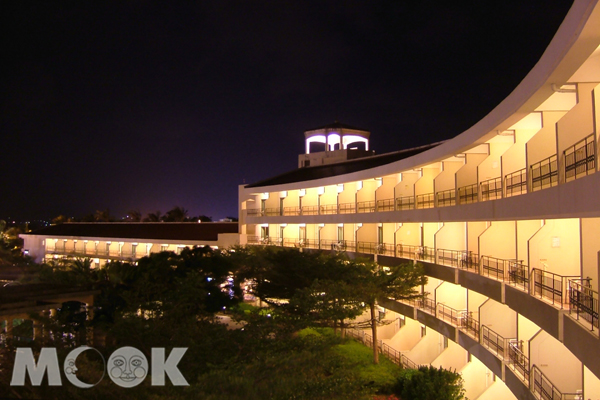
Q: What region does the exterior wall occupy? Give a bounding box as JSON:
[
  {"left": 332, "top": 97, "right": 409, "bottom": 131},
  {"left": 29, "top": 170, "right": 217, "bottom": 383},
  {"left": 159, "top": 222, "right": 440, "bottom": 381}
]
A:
[
  {"left": 238, "top": 2, "right": 600, "bottom": 398},
  {"left": 23, "top": 233, "right": 232, "bottom": 266}
]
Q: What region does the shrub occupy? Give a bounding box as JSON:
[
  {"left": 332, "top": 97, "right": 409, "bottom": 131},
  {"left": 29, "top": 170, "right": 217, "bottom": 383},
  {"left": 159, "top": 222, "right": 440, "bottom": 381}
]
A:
[{"left": 393, "top": 365, "right": 465, "bottom": 400}]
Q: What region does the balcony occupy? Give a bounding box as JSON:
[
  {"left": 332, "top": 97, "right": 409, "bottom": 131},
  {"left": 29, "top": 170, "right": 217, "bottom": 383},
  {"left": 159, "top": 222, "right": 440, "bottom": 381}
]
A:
[{"left": 564, "top": 134, "right": 596, "bottom": 183}]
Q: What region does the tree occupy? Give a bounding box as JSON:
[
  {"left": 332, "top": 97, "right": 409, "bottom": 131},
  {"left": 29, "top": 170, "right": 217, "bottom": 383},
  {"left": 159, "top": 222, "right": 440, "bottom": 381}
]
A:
[
  {"left": 126, "top": 210, "right": 142, "bottom": 222},
  {"left": 164, "top": 206, "right": 188, "bottom": 222},
  {"left": 289, "top": 278, "right": 365, "bottom": 336},
  {"left": 94, "top": 208, "right": 112, "bottom": 222},
  {"left": 356, "top": 261, "right": 427, "bottom": 364},
  {"left": 144, "top": 210, "right": 162, "bottom": 222}
]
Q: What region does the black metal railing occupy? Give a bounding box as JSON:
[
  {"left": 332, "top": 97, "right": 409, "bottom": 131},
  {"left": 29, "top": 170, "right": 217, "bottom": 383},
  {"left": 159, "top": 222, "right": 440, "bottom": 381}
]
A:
[
  {"left": 396, "top": 195, "right": 415, "bottom": 210},
  {"left": 436, "top": 248, "right": 464, "bottom": 268},
  {"left": 530, "top": 154, "right": 558, "bottom": 192},
  {"left": 456, "top": 251, "right": 479, "bottom": 272},
  {"left": 480, "top": 177, "right": 502, "bottom": 201},
  {"left": 401, "top": 354, "right": 420, "bottom": 370},
  {"left": 508, "top": 340, "right": 530, "bottom": 383},
  {"left": 481, "top": 325, "right": 513, "bottom": 360},
  {"left": 283, "top": 206, "right": 300, "bottom": 216},
  {"left": 481, "top": 255, "right": 508, "bottom": 281},
  {"left": 338, "top": 202, "right": 356, "bottom": 214},
  {"left": 357, "top": 200, "right": 376, "bottom": 213},
  {"left": 532, "top": 269, "right": 579, "bottom": 308},
  {"left": 505, "top": 168, "right": 527, "bottom": 197},
  {"left": 437, "top": 303, "right": 465, "bottom": 326},
  {"left": 531, "top": 365, "right": 565, "bottom": 400},
  {"left": 508, "top": 261, "right": 530, "bottom": 291},
  {"left": 416, "top": 192, "right": 435, "bottom": 209},
  {"left": 436, "top": 189, "right": 456, "bottom": 207},
  {"left": 376, "top": 198, "right": 395, "bottom": 212},
  {"left": 564, "top": 133, "right": 595, "bottom": 182},
  {"left": 569, "top": 278, "right": 598, "bottom": 331},
  {"left": 263, "top": 207, "right": 280, "bottom": 216},
  {"left": 417, "top": 297, "right": 436, "bottom": 314},
  {"left": 396, "top": 244, "right": 433, "bottom": 262},
  {"left": 356, "top": 241, "right": 394, "bottom": 256},
  {"left": 320, "top": 204, "right": 338, "bottom": 215},
  {"left": 320, "top": 239, "right": 356, "bottom": 252},
  {"left": 246, "top": 208, "right": 262, "bottom": 217},
  {"left": 460, "top": 311, "right": 480, "bottom": 338},
  {"left": 458, "top": 184, "right": 478, "bottom": 204},
  {"left": 301, "top": 205, "right": 319, "bottom": 215}
]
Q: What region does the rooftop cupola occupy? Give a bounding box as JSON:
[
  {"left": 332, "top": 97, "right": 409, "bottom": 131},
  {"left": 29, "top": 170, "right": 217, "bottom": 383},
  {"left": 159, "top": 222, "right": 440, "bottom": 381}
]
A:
[
  {"left": 304, "top": 121, "right": 370, "bottom": 153},
  {"left": 299, "top": 121, "right": 374, "bottom": 167}
]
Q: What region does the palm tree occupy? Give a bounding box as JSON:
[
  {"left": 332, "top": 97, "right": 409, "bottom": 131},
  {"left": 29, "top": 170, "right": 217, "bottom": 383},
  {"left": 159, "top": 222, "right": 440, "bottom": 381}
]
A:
[
  {"left": 94, "top": 209, "right": 111, "bottom": 222},
  {"left": 144, "top": 211, "right": 162, "bottom": 222},
  {"left": 165, "top": 206, "right": 188, "bottom": 222}
]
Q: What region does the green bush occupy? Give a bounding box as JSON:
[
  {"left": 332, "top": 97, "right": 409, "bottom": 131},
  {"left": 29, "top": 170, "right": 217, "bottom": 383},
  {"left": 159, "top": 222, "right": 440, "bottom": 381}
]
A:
[{"left": 393, "top": 365, "right": 466, "bottom": 400}]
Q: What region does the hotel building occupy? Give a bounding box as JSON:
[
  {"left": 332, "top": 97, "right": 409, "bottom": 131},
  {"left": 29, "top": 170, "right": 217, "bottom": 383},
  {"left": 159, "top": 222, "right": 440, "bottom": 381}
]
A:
[
  {"left": 20, "top": 222, "right": 239, "bottom": 267},
  {"left": 238, "top": 1, "right": 600, "bottom": 399}
]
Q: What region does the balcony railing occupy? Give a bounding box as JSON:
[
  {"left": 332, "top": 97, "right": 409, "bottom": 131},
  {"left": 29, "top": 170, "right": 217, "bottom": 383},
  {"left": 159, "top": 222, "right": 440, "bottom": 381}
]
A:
[
  {"left": 481, "top": 255, "right": 511, "bottom": 281},
  {"left": 301, "top": 205, "right": 319, "bottom": 215},
  {"left": 357, "top": 200, "right": 376, "bottom": 213},
  {"left": 532, "top": 269, "right": 579, "bottom": 308},
  {"left": 417, "top": 296, "right": 436, "bottom": 314},
  {"left": 263, "top": 207, "right": 280, "bottom": 216},
  {"left": 246, "top": 208, "right": 262, "bottom": 217},
  {"left": 45, "top": 247, "right": 137, "bottom": 259},
  {"left": 320, "top": 239, "right": 356, "bottom": 252},
  {"left": 508, "top": 340, "right": 530, "bottom": 383},
  {"left": 508, "top": 261, "right": 529, "bottom": 291},
  {"left": 283, "top": 206, "right": 300, "bottom": 216},
  {"left": 458, "top": 184, "right": 478, "bottom": 204},
  {"left": 320, "top": 204, "right": 338, "bottom": 215},
  {"left": 396, "top": 245, "right": 436, "bottom": 262},
  {"left": 436, "top": 189, "right": 456, "bottom": 207},
  {"left": 459, "top": 311, "right": 480, "bottom": 338},
  {"left": 505, "top": 168, "right": 527, "bottom": 197},
  {"left": 376, "top": 198, "right": 395, "bottom": 212},
  {"left": 564, "top": 133, "right": 596, "bottom": 182},
  {"left": 347, "top": 328, "right": 420, "bottom": 370},
  {"left": 569, "top": 278, "right": 598, "bottom": 331},
  {"left": 396, "top": 195, "right": 415, "bottom": 210},
  {"left": 416, "top": 192, "right": 434, "bottom": 209},
  {"left": 338, "top": 202, "right": 356, "bottom": 214},
  {"left": 531, "top": 365, "right": 579, "bottom": 400},
  {"left": 481, "top": 325, "right": 513, "bottom": 360},
  {"left": 437, "top": 303, "right": 465, "bottom": 326},
  {"left": 480, "top": 177, "right": 502, "bottom": 201},
  {"left": 396, "top": 244, "right": 433, "bottom": 262},
  {"left": 356, "top": 241, "right": 394, "bottom": 256},
  {"left": 436, "top": 249, "right": 477, "bottom": 270},
  {"left": 531, "top": 154, "right": 558, "bottom": 192}
]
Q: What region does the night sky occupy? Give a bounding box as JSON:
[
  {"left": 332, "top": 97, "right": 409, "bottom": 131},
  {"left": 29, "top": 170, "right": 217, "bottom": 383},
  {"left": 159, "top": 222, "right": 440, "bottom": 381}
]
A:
[{"left": 2, "top": 1, "right": 573, "bottom": 222}]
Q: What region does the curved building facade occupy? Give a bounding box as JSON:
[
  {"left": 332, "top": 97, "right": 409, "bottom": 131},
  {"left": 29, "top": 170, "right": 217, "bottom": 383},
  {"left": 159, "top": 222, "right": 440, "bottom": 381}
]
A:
[{"left": 239, "top": 1, "right": 600, "bottom": 399}]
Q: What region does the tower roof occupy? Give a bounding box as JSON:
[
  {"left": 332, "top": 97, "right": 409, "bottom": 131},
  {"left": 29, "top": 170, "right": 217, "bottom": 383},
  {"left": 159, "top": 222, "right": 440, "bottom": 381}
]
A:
[{"left": 304, "top": 121, "right": 369, "bottom": 133}]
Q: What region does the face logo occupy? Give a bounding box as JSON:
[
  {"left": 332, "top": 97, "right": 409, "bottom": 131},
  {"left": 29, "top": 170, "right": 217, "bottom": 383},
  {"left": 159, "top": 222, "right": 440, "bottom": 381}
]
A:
[
  {"left": 107, "top": 347, "right": 148, "bottom": 388},
  {"left": 64, "top": 359, "right": 77, "bottom": 375}
]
